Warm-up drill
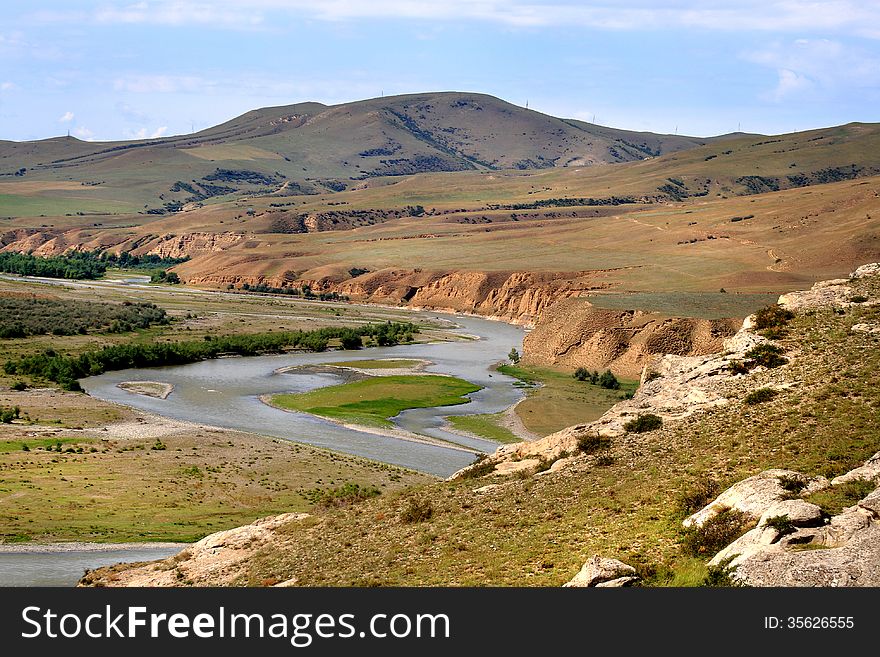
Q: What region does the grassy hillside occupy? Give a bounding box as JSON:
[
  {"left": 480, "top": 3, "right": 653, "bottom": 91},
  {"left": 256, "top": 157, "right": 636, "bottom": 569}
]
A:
[
  {"left": 0, "top": 92, "right": 714, "bottom": 216},
  {"left": 191, "top": 271, "right": 880, "bottom": 586}
]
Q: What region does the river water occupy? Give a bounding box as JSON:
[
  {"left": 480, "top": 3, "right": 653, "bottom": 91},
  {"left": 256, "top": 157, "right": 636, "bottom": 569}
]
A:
[
  {"left": 80, "top": 313, "right": 527, "bottom": 477},
  {"left": 2, "top": 312, "right": 524, "bottom": 585}
]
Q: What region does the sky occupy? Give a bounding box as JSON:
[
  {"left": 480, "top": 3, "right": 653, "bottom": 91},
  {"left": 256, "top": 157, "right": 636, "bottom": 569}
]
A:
[{"left": 1, "top": 0, "right": 879, "bottom": 141}]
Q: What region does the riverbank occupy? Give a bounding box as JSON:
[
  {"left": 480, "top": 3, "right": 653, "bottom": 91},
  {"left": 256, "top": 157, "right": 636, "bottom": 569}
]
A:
[{"left": 0, "top": 393, "right": 430, "bottom": 544}]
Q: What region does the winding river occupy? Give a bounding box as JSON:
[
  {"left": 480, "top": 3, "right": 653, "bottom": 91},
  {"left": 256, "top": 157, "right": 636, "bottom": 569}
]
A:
[
  {"left": 3, "top": 310, "right": 525, "bottom": 585},
  {"left": 81, "top": 313, "right": 527, "bottom": 477}
]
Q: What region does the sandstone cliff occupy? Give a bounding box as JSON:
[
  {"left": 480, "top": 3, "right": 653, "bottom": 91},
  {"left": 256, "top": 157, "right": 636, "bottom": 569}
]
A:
[{"left": 523, "top": 298, "right": 739, "bottom": 378}]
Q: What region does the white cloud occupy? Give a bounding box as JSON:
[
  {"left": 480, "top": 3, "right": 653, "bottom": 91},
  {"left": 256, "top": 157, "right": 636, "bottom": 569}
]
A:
[
  {"left": 744, "top": 38, "right": 880, "bottom": 101},
  {"left": 74, "top": 126, "right": 95, "bottom": 140},
  {"left": 24, "top": 1, "right": 880, "bottom": 36},
  {"left": 151, "top": 126, "right": 168, "bottom": 138},
  {"left": 113, "top": 74, "right": 212, "bottom": 93},
  {"left": 0, "top": 81, "right": 15, "bottom": 91},
  {"left": 115, "top": 101, "right": 150, "bottom": 122},
  {"left": 129, "top": 125, "right": 171, "bottom": 139},
  {"left": 59, "top": 111, "right": 75, "bottom": 122}
]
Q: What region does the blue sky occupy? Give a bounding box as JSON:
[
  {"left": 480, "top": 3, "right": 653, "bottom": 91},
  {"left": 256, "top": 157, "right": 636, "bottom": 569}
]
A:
[{"left": 1, "top": 1, "right": 879, "bottom": 141}]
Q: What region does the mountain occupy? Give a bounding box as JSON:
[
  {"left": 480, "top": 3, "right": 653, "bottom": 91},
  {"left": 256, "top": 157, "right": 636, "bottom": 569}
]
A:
[{"left": 0, "top": 92, "right": 717, "bottom": 210}]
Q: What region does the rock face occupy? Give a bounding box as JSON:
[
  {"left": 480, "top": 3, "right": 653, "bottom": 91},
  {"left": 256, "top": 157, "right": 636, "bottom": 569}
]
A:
[
  {"left": 456, "top": 315, "right": 774, "bottom": 473},
  {"left": 79, "top": 512, "right": 309, "bottom": 587},
  {"left": 702, "top": 450, "right": 880, "bottom": 587},
  {"left": 831, "top": 450, "right": 880, "bottom": 486},
  {"left": 563, "top": 556, "right": 638, "bottom": 588},
  {"left": 523, "top": 298, "right": 739, "bottom": 378},
  {"left": 683, "top": 469, "right": 829, "bottom": 529}
]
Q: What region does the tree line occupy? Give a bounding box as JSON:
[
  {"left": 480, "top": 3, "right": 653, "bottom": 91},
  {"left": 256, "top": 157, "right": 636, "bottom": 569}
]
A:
[{"left": 4, "top": 322, "right": 419, "bottom": 391}]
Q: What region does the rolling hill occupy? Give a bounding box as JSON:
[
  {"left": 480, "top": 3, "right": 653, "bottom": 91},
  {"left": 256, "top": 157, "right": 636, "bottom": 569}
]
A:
[{"left": 0, "top": 92, "right": 716, "bottom": 213}]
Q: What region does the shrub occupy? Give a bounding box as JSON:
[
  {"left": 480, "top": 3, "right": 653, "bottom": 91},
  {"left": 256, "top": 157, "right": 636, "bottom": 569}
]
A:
[
  {"left": 744, "top": 343, "right": 788, "bottom": 368},
  {"left": 681, "top": 508, "right": 752, "bottom": 556},
  {"left": 702, "top": 557, "right": 743, "bottom": 587},
  {"left": 0, "top": 406, "right": 21, "bottom": 423},
  {"left": 850, "top": 295, "right": 868, "bottom": 303},
  {"left": 753, "top": 305, "right": 794, "bottom": 331},
  {"left": 598, "top": 370, "right": 620, "bottom": 390},
  {"left": 573, "top": 367, "right": 590, "bottom": 382},
  {"left": 576, "top": 433, "right": 611, "bottom": 454},
  {"left": 595, "top": 454, "right": 615, "bottom": 467},
  {"left": 21, "top": 443, "right": 29, "bottom": 452},
  {"left": 624, "top": 414, "right": 663, "bottom": 433},
  {"left": 777, "top": 474, "right": 807, "bottom": 496},
  {"left": 10, "top": 381, "right": 26, "bottom": 391},
  {"left": 305, "top": 483, "right": 381, "bottom": 508},
  {"left": 508, "top": 348, "right": 520, "bottom": 364},
  {"left": 677, "top": 477, "right": 721, "bottom": 516},
  {"left": 644, "top": 370, "right": 662, "bottom": 382},
  {"left": 728, "top": 360, "right": 750, "bottom": 375},
  {"left": 399, "top": 498, "right": 433, "bottom": 524},
  {"left": 763, "top": 514, "right": 796, "bottom": 537},
  {"left": 744, "top": 387, "right": 779, "bottom": 405}
]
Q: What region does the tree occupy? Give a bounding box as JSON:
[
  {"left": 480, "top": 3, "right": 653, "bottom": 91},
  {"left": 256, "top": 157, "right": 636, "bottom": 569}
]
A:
[{"left": 508, "top": 347, "right": 520, "bottom": 364}]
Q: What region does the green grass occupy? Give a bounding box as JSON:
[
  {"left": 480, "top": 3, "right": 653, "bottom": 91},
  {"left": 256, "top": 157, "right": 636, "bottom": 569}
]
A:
[
  {"left": 0, "top": 437, "right": 95, "bottom": 453},
  {"left": 586, "top": 292, "right": 780, "bottom": 319},
  {"left": 0, "top": 193, "right": 137, "bottom": 218},
  {"left": 330, "top": 359, "right": 424, "bottom": 369},
  {"left": 498, "top": 364, "right": 638, "bottom": 436},
  {"left": 446, "top": 413, "right": 521, "bottom": 444},
  {"left": 271, "top": 375, "right": 482, "bottom": 428}
]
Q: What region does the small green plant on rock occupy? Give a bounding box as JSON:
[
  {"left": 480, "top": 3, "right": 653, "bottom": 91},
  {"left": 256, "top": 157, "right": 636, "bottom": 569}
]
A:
[
  {"left": 576, "top": 433, "right": 611, "bottom": 454},
  {"left": 744, "top": 343, "right": 788, "bottom": 368},
  {"left": 763, "top": 514, "right": 796, "bottom": 538}
]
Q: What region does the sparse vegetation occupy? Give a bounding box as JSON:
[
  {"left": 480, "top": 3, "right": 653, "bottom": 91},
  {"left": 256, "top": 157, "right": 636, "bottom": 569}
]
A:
[
  {"left": 677, "top": 477, "right": 721, "bottom": 516},
  {"left": 744, "top": 387, "right": 779, "bottom": 405},
  {"left": 807, "top": 479, "right": 876, "bottom": 516},
  {"left": 744, "top": 343, "right": 788, "bottom": 368},
  {"left": 624, "top": 414, "right": 663, "bottom": 433},
  {"left": 0, "top": 297, "right": 169, "bottom": 338},
  {"left": 304, "top": 483, "right": 381, "bottom": 508},
  {"left": 576, "top": 433, "right": 611, "bottom": 454},
  {"left": 399, "top": 497, "right": 434, "bottom": 524},
  {"left": 763, "top": 514, "right": 796, "bottom": 537},
  {"left": 681, "top": 509, "right": 753, "bottom": 556}
]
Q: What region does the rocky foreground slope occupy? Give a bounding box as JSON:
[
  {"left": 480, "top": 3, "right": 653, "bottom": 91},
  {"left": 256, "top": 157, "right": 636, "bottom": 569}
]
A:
[{"left": 81, "top": 264, "right": 880, "bottom": 587}]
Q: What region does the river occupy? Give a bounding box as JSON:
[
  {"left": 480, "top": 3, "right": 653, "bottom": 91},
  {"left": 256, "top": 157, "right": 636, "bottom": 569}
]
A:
[{"left": 80, "top": 313, "right": 527, "bottom": 477}]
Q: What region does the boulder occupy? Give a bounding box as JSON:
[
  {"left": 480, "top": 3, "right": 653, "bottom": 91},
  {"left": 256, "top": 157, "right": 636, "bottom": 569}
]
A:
[
  {"left": 709, "top": 500, "right": 825, "bottom": 567},
  {"left": 563, "top": 556, "right": 637, "bottom": 587},
  {"left": 832, "top": 451, "right": 880, "bottom": 486},
  {"left": 683, "top": 469, "right": 828, "bottom": 528}
]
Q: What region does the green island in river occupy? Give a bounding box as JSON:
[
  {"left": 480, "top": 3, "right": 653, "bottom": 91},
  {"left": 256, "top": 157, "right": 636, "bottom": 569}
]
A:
[{"left": 270, "top": 374, "right": 481, "bottom": 429}]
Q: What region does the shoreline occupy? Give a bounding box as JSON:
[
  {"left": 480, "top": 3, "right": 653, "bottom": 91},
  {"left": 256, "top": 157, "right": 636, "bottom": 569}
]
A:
[{"left": 0, "top": 541, "right": 187, "bottom": 553}]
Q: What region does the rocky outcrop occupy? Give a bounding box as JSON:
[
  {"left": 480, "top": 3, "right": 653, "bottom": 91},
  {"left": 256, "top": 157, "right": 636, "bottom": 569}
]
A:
[
  {"left": 145, "top": 232, "right": 248, "bottom": 259},
  {"left": 523, "top": 299, "right": 739, "bottom": 378},
  {"left": 563, "top": 556, "right": 638, "bottom": 588},
  {"left": 79, "top": 512, "right": 309, "bottom": 587},
  {"left": 697, "top": 450, "right": 880, "bottom": 587},
  {"left": 683, "top": 470, "right": 828, "bottom": 529}
]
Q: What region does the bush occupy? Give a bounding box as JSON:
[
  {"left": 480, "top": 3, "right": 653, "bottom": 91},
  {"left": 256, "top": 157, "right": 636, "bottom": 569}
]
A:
[
  {"left": 744, "top": 387, "right": 779, "bottom": 405},
  {"left": 728, "top": 360, "right": 750, "bottom": 375},
  {"left": 0, "top": 406, "right": 21, "bottom": 423},
  {"left": 777, "top": 474, "right": 807, "bottom": 496},
  {"left": 573, "top": 367, "right": 591, "bottom": 382},
  {"left": 681, "top": 508, "right": 752, "bottom": 556},
  {"left": 744, "top": 343, "right": 788, "bottom": 368},
  {"left": 399, "top": 498, "right": 433, "bottom": 524},
  {"left": 677, "top": 477, "right": 721, "bottom": 516},
  {"left": 644, "top": 370, "right": 662, "bottom": 382},
  {"left": 508, "top": 348, "right": 520, "bottom": 364},
  {"left": 598, "top": 370, "right": 620, "bottom": 390},
  {"left": 624, "top": 414, "right": 663, "bottom": 433},
  {"left": 850, "top": 295, "right": 868, "bottom": 303},
  {"left": 10, "top": 381, "right": 26, "bottom": 391},
  {"left": 576, "top": 433, "right": 611, "bottom": 454},
  {"left": 753, "top": 305, "right": 794, "bottom": 331},
  {"left": 763, "top": 514, "right": 796, "bottom": 537},
  {"left": 595, "top": 454, "right": 615, "bottom": 467},
  {"left": 702, "top": 557, "right": 743, "bottom": 587}
]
